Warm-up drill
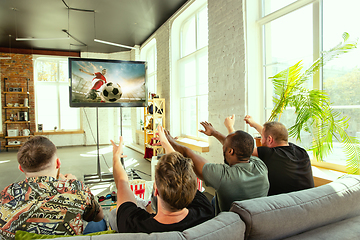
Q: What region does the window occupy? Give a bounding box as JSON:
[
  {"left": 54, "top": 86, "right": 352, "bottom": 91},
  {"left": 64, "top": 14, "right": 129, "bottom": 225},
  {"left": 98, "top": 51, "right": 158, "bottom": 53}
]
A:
[
  {"left": 146, "top": 43, "right": 157, "bottom": 95},
  {"left": 34, "top": 57, "right": 80, "bottom": 131},
  {"left": 250, "top": 0, "right": 360, "bottom": 169},
  {"left": 177, "top": 5, "right": 208, "bottom": 139},
  {"left": 139, "top": 39, "right": 157, "bottom": 131}
]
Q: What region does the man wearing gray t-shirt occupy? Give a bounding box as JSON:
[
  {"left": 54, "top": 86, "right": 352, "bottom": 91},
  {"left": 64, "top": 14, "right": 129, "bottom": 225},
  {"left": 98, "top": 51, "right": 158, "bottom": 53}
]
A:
[{"left": 164, "top": 119, "right": 269, "bottom": 215}]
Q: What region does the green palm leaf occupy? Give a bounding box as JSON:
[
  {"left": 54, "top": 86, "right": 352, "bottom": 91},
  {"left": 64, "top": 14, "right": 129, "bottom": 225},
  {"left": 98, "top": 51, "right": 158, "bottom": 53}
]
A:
[{"left": 268, "top": 32, "right": 359, "bottom": 174}]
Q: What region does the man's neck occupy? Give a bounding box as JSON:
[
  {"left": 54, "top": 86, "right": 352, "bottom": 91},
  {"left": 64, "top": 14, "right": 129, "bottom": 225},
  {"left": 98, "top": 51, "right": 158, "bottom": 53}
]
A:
[
  {"left": 25, "top": 171, "right": 57, "bottom": 179},
  {"left": 154, "top": 207, "right": 189, "bottom": 224}
]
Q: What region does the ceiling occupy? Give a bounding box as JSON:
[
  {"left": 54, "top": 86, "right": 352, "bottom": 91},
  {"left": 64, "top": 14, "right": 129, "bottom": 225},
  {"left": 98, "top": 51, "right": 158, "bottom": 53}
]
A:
[{"left": 0, "top": 0, "right": 188, "bottom": 53}]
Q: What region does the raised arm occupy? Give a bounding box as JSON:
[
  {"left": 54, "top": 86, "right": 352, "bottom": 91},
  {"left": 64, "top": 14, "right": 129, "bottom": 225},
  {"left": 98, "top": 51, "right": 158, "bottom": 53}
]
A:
[
  {"left": 79, "top": 68, "right": 95, "bottom": 76},
  {"left": 244, "top": 115, "right": 263, "bottom": 135},
  {"left": 199, "top": 121, "right": 226, "bottom": 145},
  {"left": 165, "top": 130, "right": 209, "bottom": 180},
  {"left": 157, "top": 125, "right": 175, "bottom": 153},
  {"left": 110, "top": 136, "right": 136, "bottom": 210},
  {"left": 224, "top": 114, "right": 236, "bottom": 134}
]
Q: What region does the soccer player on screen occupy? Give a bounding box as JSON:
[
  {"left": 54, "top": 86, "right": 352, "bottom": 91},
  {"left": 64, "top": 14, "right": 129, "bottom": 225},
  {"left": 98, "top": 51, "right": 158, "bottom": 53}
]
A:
[{"left": 79, "top": 68, "right": 107, "bottom": 100}]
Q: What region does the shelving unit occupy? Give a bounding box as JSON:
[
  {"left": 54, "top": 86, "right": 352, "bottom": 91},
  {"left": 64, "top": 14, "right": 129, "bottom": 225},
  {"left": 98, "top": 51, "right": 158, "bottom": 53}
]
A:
[
  {"left": 3, "top": 78, "right": 32, "bottom": 150},
  {"left": 144, "top": 98, "right": 165, "bottom": 160}
]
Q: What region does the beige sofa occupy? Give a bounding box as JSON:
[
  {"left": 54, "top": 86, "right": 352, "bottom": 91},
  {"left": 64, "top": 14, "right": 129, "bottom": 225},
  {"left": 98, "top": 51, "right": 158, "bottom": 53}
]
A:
[{"left": 48, "top": 174, "right": 360, "bottom": 240}]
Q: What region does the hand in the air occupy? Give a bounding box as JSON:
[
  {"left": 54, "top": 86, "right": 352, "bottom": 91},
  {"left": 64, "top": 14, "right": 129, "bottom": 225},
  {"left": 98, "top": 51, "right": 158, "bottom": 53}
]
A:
[{"left": 199, "top": 121, "right": 216, "bottom": 136}]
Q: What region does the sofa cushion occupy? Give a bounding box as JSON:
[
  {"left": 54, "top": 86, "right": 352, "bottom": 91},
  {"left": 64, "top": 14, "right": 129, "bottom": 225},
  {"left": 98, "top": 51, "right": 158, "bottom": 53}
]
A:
[
  {"left": 182, "top": 212, "right": 244, "bottom": 240},
  {"left": 283, "top": 215, "right": 360, "bottom": 240},
  {"left": 230, "top": 175, "right": 360, "bottom": 240}
]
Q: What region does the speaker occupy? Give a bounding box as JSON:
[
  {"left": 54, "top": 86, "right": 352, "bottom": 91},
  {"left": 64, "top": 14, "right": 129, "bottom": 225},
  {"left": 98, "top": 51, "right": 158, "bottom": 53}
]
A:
[
  {"left": 8, "top": 87, "right": 23, "bottom": 92},
  {"left": 38, "top": 124, "right": 43, "bottom": 132},
  {"left": 17, "top": 111, "right": 28, "bottom": 121}
]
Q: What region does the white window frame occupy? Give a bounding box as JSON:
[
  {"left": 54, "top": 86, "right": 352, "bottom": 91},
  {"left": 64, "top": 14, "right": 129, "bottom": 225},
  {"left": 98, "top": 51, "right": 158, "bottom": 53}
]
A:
[
  {"left": 170, "top": 0, "right": 208, "bottom": 140},
  {"left": 34, "top": 56, "right": 81, "bottom": 131},
  {"left": 246, "top": 0, "right": 358, "bottom": 172}
]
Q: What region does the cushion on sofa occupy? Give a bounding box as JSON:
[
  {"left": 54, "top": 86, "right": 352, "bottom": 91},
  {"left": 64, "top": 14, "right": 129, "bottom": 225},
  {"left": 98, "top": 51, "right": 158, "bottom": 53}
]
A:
[
  {"left": 182, "top": 212, "right": 244, "bottom": 240},
  {"left": 283, "top": 215, "right": 360, "bottom": 240},
  {"left": 230, "top": 175, "right": 360, "bottom": 240}
]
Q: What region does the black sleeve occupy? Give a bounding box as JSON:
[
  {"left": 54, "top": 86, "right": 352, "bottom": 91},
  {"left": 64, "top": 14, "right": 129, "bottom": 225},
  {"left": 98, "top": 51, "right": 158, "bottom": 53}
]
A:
[{"left": 116, "top": 201, "right": 154, "bottom": 233}]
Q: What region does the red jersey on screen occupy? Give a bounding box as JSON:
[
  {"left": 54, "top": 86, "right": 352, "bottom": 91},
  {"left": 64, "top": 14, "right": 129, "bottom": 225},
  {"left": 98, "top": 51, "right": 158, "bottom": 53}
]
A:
[{"left": 91, "top": 72, "right": 107, "bottom": 90}]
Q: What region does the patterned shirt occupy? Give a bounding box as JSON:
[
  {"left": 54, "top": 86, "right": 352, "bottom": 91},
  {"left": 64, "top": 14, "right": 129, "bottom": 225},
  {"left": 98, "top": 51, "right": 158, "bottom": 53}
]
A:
[{"left": 0, "top": 176, "right": 100, "bottom": 239}]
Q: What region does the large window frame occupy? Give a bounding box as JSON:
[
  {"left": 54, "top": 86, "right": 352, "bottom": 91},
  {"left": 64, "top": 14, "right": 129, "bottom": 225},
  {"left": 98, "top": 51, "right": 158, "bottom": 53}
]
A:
[
  {"left": 34, "top": 56, "right": 81, "bottom": 132},
  {"left": 171, "top": 2, "right": 208, "bottom": 141},
  {"left": 247, "top": 0, "right": 360, "bottom": 172}
]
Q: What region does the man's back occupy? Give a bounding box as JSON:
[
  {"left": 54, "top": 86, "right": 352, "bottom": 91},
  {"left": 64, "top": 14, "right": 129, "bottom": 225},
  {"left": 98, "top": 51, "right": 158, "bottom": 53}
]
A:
[
  {"left": 258, "top": 143, "right": 314, "bottom": 196},
  {"left": 0, "top": 176, "right": 98, "bottom": 239},
  {"left": 116, "top": 190, "right": 214, "bottom": 233},
  {"left": 202, "top": 156, "right": 269, "bottom": 214}
]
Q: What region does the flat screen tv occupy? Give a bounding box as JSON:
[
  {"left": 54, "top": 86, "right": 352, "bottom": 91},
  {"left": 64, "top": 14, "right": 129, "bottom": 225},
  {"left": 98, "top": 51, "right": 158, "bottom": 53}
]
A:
[{"left": 69, "top": 57, "right": 147, "bottom": 107}]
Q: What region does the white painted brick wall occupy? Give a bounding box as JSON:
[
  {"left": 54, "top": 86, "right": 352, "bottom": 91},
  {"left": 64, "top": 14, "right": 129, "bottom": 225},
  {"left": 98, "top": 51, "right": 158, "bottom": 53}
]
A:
[
  {"left": 205, "top": 0, "right": 246, "bottom": 163},
  {"left": 154, "top": 22, "right": 171, "bottom": 129}
]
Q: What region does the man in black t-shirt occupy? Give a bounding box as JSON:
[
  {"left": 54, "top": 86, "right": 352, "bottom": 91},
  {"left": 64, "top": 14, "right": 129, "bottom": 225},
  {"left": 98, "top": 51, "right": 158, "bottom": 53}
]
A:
[
  {"left": 225, "top": 114, "right": 314, "bottom": 196},
  {"left": 110, "top": 126, "right": 214, "bottom": 233}
]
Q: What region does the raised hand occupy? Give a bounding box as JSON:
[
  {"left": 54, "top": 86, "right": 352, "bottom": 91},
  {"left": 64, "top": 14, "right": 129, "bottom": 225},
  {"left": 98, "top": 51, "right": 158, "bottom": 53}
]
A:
[
  {"left": 157, "top": 125, "right": 175, "bottom": 153},
  {"left": 244, "top": 115, "right": 256, "bottom": 127},
  {"left": 110, "top": 136, "right": 128, "bottom": 160},
  {"left": 224, "top": 114, "right": 235, "bottom": 133},
  {"left": 199, "top": 121, "right": 216, "bottom": 136}
]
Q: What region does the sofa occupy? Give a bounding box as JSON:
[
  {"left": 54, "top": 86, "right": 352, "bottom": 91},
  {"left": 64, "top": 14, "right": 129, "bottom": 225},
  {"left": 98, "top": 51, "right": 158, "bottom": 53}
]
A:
[{"left": 46, "top": 174, "right": 360, "bottom": 240}]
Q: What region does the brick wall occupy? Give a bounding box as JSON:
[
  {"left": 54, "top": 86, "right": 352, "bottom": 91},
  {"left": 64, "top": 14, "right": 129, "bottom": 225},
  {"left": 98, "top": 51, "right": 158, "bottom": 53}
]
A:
[
  {"left": 0, "top": 53, "right": 35, "bottom": 151},
  {"left": 154, "top": 21, "right": 171, "bottom": 129},
  {"left": 206, "top": 0, "right": 246, "bottom": 163}
]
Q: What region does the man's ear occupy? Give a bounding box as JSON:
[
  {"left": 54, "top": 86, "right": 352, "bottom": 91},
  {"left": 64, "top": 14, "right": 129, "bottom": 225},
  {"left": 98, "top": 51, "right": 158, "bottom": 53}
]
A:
[
  {"left": 56, "top": 158, "right": 61, "bottom": 169},
  {"left": 267, "top": 135, "right": 274, "bottom": 145},
  {"left": 154, "top": 185, "right": 159, "bottom": 197},
  {"left": 229, "top": 148, "right": 234, "bottom": 155},
  {"left": 18, "top": 165, "right": 24, "bottom": 173}
]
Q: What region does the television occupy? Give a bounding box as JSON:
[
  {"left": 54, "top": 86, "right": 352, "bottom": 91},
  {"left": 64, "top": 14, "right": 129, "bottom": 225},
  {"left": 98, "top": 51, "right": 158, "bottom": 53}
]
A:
[{"left": 69, "top": 57, "right": 147, "bottom": 107}]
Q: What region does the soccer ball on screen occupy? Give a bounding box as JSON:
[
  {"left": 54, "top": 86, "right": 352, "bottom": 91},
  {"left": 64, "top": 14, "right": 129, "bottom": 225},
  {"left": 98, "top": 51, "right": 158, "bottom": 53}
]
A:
[{"left": 100, "top": 82, "right": 122, "bottom": 102}]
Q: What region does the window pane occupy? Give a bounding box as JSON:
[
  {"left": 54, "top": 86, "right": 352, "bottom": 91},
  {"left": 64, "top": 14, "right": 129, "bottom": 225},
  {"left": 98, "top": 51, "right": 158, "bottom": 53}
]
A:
[
  {"left": 198, "top": 95, "right": 208, "bottom": 139},
  {"left": 59, "top": 84, "right": 80, "bottom": 130},
  {"left": 197, "top": 7, "right": 208, "bottom": 49},
  {"left": 36, "top": 84, "right": 59, "bottom": 130},
  {"left": 36, "top": 61, "right": 58, "bottom": 82},
  {"left": 181, "top": 97, "right": 197, "bottom": 136},
  {"left": 322, "top": 0, "right": 360, "bottom": 166},
  {"left": 147, "top": 74, "right": 156, "bottom": 95},
  {"left": 197, "top": 51, "right": 208, "bottom": 95},
  {"left": 181, "top": 16, "right": 196, "bottom": 57},
  {"left": 180, "top": 57, "right": 197, "bottom": 97},
  {"left": 264, "top": 5, "right": 313, "bottom": 117},
  {"left": 263, "top": 0, "right": 297, "bottom": 16},
  {"left": 59, "top": 61, "right": 68, "bottom": 82},
  {"left": 147, "top": 47, "right": 156, "bottom": 74}
]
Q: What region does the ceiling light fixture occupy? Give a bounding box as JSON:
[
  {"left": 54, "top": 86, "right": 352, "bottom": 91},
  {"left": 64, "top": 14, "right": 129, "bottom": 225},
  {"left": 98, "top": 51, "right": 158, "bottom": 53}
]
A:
[
  {"left": 16, "top": 37, "right": 70, "bottom": 41},
  {"left": 94, "top": 39, "right": 136, "bottom": 50}
]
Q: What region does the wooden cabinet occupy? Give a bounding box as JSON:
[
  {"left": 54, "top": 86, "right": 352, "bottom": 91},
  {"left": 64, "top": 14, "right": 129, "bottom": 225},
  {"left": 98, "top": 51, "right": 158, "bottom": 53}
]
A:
[
  {"left": 3, "top": 78, "right": 32, "bottom": 150},
  {"left": 144, "top": 98, "right": 165, "bottom": 159}
]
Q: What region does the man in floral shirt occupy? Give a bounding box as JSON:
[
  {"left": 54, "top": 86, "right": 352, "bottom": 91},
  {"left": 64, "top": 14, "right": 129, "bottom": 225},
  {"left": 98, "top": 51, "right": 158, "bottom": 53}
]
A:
[{"left": 0, "top": 136, "right": 104, "bottom": 239}]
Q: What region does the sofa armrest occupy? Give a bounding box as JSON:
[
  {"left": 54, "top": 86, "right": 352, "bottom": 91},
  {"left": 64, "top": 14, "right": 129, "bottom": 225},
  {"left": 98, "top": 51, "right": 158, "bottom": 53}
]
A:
[
  {"left": 183, "top": 212, "right": 245, "bottom": 240},
  {"left": 230, "top": 175, "right": 360, "bottom": 240}
]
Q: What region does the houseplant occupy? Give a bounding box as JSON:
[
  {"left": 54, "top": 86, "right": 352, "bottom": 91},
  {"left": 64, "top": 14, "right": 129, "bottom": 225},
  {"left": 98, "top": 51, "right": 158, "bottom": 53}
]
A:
[{"left": 268, "top": 32, "right": 360, "bottom": 174}]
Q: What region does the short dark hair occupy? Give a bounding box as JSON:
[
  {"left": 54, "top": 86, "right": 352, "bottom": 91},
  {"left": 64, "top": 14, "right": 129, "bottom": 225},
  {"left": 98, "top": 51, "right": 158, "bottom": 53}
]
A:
[
  {"left": 155, "top": 152, "right": 197, "bottom": 211},
  {"left": 263, "top": 121, "right": 288, "bottom": 143},
  {"left": 17, "top": 136, "right": 57, "bottom": 172},
  {"left": 227, "top": 130, "right": 254, "bottom": 161}
]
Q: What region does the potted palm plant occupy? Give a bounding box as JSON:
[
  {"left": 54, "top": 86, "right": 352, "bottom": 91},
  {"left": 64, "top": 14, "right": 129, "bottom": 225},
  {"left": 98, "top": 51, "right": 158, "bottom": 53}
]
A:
[{"left": 268, "top": 32, "right": 360, "bottom": 174}]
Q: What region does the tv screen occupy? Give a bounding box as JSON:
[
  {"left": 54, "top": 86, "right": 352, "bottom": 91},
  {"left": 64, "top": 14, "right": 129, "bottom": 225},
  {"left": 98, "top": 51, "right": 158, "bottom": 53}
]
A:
[{"left": 69, "top": 57, "right": 147, "bottom": 107}]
